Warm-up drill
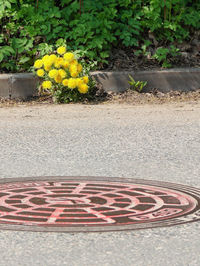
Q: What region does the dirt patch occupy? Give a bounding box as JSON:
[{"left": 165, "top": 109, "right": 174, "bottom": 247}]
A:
[
  {"left": 1, "top": 89, "right": 200, "bottom": 108},
  {"left": 0, "top": 96, "right": 53, "bottom": 108},
  {"left": 106, "top": 89, "right": 200, "bottom": 105},
  {"left": 106, "top": 48, "right": 200, "bottom": 71},
  {"left": 105, "top": 35, "right": 200, "bottom": 71}
]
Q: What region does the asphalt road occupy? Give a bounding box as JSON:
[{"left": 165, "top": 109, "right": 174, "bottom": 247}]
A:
[{"left": 0, "top": 102, "right": 200, "bottom": 266}]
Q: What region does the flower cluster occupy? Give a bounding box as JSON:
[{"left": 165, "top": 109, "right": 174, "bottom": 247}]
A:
[{"left": 33, "top": 46, "right": 89, "bottom": 95}]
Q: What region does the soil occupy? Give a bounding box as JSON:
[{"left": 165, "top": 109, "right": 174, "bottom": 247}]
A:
[
  {"left": 1, "top": 89, "right": 200, "bottom": 108},
  {"left": 106, "top": 89, "right": 200, "bottom": 105},
  {"left": 105, "top": 36, "right": 200, "bottom": 71}
]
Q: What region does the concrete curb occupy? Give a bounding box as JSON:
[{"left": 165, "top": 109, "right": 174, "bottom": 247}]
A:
[
  {"left": 91, "top": 68, "right": 200, "bottom": 93},
  {"left": 0, "top": 73, "right": 38, "bottom": 99},
  {"left": 0, "top": 68, "right": 200, "bottom": 99}
]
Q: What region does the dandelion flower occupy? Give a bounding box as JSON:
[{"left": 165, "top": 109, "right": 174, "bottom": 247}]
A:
[
  {"left": 54, "top": 57, "right": 64, "bottom": 68},
  {"left": 63, "top": 60, "right": 69, "bottom": 69},
  {"left": 44, "top": 65, "right": 51, "bottom": 71},
  {"left": 76, "top": 78, "right": 84, "bottom": 88},
  {"left": 62, "top": 79, "right": 69, "bottom": 86},
  {"left": 68, "top": 78, "right": 77, "bottom": 89},
  {"left": 71, "top": 71, "right": 78, "bottom": 78},
  {"left": 54, "top": 74, "right": 62, "bottom": 83},
  {"left": 42, "top": 55, "right": 50, "bottom": 63},
  {"left": 64, "top": 52, "right": 74, "bottom": 62},
  {"left": 42, "top": 81, "right": 52, "bottom": 89},
  {"left": 49, "top": 54, "right": 57, "bottom": 64},
  {"left": 58, "top": 69, "right": 66, "bottom": 78},
  {"left": 48, "top": 69, "right": 58, "bottom": 79},
  {"left": 43, "top": 59, "right": 52, "bottom": 71},
  {"left": 36, "top": 69, "right": 45, "bottom": 77},
  {"left": 71, "top": 59, "right": 78, "bottom": 66},
  {"left": 69, "top": 64, "right": 77, "bottom": 73},
  {"left": 34, "top": 59, "right": 43, "bottom": 69},
  {"left": 78, "top": 83, "right": 88, "bottom": 94},
  {"left": 77, "top": 63, "right": 83, "bottom": 73},
  {"left": 83, "top": 76, "right": 89, "bottom": 84},
  {"left": 57, "top": 46, "right": 66, "bottom": 55}
]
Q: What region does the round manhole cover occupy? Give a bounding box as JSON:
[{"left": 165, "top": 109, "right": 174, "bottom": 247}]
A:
[{"left": 0, "top": 176, "right": 200, "bottom": 232}]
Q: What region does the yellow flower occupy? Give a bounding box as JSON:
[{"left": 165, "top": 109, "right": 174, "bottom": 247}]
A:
[
  {"left": 71, "top": 59, "right": 78, "bottom": 66},
  {"left": 36, "top": 69, "right": 45, "bottom": 77},
  {"left": 42, "top": 81, "right": 52, "bottom": 89},
  {"left": 62, "top": 79, "right": 69, "bottom": 86},
  {"left": 57, "top": 46, "right": 66, "bottom": 55},
  {"left": 69, "top": 63, "right": 78, "bottom": 77},
  {"left": 78, "top": 83, "right": 89, "bottom": 94},
  {"left": 54, "top": 74, "right": 62, "bottom": 83},
  {"left": 68, "top": 78, "right": 77, "bottom": 89},
  {"left": 34, "top": 59, "right": 43, "bottom": 69},
  {"left": 77, "top": 63, "right": 83, "bottom": 73},
  {"left": 54, "top": 57, "right": 64, "bottom": 68},
  {"left": 63, "top": 60, "right": 69, "bottom": 69},
  {"left": 71, "top": 71, "right": 78, "bottom": 78},
  {"left": 48, "top": 69, "right": 58, "bottom": 79},
  {"left": 83, "top": 76, "right": 89, "bottom": 84},
  {"left": 42, "top": 55, "right": 50, "bottom": 63},
  {"left": 49, "top": 54, "right": 57, "bottom": 64},
  {"left": 76, "top": 78, "right": 84, "bottom": 88},
  {"left": 70, "top": 64, "right": 77, "bottom": 73},
  {"left": 44, "top": 65, "right": 51, "bottom": 72},
  {"left": 58, "top": 69, "right": 66, "bottom": 78},
  {"left": 43, "top": 59, "right": 52, "bottom": 71},
  {"left": 64, "top": 52, "right": 74, "bottom": 62}
]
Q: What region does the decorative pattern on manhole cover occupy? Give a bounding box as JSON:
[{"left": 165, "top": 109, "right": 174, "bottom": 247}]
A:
[{"left": 0, "top": 177, "right": 200, "bottom": 232}]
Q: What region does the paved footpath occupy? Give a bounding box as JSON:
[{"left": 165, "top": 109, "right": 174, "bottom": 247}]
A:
[{"left": 0, "top": 102, "right": 200, "bottom": 266}]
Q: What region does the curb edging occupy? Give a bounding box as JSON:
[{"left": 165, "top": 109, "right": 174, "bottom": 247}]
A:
[
  {"left": 0, "top": 68, "right": 200, "bottom": 99},
  {"left": 91, "top": 68, "right": 200, "bottom": 93},
  {"left": 0, "top": 73, "right": 38, "bottom": 99}
]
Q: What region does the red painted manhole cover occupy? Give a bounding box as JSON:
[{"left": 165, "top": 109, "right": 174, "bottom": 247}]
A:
[{"left": 0, "top": 177, "right": 200, "bottom": 232}]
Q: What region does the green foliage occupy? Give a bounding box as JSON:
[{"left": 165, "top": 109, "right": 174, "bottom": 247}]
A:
[
  {"left": 128, "top": 75, "right": 147, "bottom": 92},
  {"left": 0, "top": 0, "right": 200, "bottom": 73},
  {"left": 134, "top": 40, "right": 152, "bottom": 57},
  {"left": 153, "top": 45, "right": 180, "bottom": 67},
  {"left": 52, "top": 77, "right": 96, "bottom": 104}
]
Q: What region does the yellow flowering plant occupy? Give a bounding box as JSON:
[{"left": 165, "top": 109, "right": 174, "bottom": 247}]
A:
[{"left": 33, "top": 45, "right": 95, "bottom": 103}]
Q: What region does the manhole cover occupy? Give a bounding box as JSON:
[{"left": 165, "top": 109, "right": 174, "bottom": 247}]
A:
[{"left": 0, "top": 176, "right": 200, "bottom": 232}]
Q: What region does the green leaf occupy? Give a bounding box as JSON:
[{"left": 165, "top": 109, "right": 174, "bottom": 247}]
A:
[
  {"left": 19, "top": 57, "right": 30, "bottom": 64},
  {"left": 100, "top": 51, "right": 109, "bottom": 58},
  {"left": 5, "top": 1, "right": 11, "bottom": 9},
  {"left": 1, "top": 46, "right": 15, "bottom": 56},
  {"left": 0, "top": 53, "right": 4, "bottom": 62}
]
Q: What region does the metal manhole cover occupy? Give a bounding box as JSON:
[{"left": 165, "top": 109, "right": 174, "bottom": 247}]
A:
[{"left": 0, "top": 176, "right": 200, "bottom": 232}]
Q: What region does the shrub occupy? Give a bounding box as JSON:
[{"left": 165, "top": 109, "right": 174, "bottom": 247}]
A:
[{"left": 0, "top": 0, "right": 200, "bottom": 73}]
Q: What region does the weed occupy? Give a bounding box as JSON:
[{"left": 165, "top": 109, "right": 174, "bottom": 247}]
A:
[{"left": 128, "top": 75, "right": 147, "bottom": 93}]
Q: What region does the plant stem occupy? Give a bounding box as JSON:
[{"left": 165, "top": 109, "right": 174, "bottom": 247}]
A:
[
  {"left": 164, "top": 0, "right": 167, "bottom": 21},
  {"left": 80, "top": 0, "right": 82, "bottom": 15}
]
